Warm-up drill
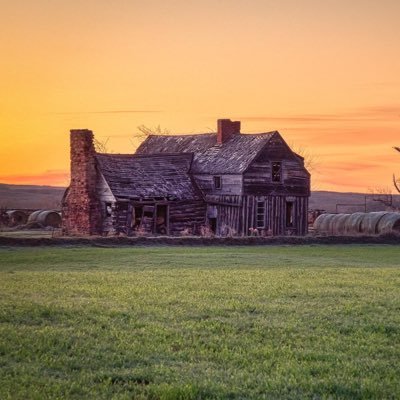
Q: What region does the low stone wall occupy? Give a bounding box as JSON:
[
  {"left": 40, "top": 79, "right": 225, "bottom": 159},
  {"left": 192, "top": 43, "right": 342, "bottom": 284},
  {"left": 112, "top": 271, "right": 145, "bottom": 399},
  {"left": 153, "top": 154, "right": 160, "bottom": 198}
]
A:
[{"left": 1, "top": 234, "right": 400, "bottom": 247}]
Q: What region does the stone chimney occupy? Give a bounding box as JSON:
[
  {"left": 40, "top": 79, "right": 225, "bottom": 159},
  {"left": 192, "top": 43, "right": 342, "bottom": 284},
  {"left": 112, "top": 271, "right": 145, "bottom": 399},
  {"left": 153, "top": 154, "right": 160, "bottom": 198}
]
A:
[
  {"left": 217, "top": 119, "right": 241, "bottom": 144},
  {"left": 61, "top": 129, "right": 102, "bottom": 235}
]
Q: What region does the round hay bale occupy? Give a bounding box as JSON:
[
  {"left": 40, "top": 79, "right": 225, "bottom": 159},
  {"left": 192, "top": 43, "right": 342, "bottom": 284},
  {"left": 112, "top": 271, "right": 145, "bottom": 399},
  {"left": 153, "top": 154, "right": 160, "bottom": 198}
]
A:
[
  {"left": 6, "top": 210, "right": 28, "bottom": 227},
  {"left": 314, "top": 213, "right": 336, "bottom": 234},
  {"left": 331, "top": 214, "right": 351, "bottom": 235},
  {"left": 376, "top": 212, "right": 400, "bottom": 234},
  {"left": 344, "top": 212, "right": 365, "bottom": 235},
  {"left": 36, "top": 210, "right": 61, "bottom": 228},
  {"left": 360, "top": 212, "right": 388, "bottom": 235},
  {"left": 313, "top": 213, "right": 327, "bottom": 232},
  {"left": 28, "top": 210, "right": 43, "bottom": 224}
]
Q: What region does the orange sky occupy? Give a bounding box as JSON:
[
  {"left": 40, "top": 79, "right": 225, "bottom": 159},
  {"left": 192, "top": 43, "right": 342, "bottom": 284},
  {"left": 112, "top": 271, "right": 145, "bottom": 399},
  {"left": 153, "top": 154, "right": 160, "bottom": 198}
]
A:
[{"left": 1, "top": 0, "right": 399, "bottom": 192}]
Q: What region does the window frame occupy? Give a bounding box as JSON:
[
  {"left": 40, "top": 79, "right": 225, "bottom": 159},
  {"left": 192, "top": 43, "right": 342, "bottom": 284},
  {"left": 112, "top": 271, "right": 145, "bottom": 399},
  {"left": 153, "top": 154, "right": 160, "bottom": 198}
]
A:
[
  {"left": 271, "top": 161, "right": 282, "bottom": 183},
  {"left": 213, "top": 175, "right": 222, "bottom": 190},
  {"left": 256, "top": 200, "right": 266, "bottom": 229},
  {"left": 105, "top": 202, "right": 113, "bottom": 217}
]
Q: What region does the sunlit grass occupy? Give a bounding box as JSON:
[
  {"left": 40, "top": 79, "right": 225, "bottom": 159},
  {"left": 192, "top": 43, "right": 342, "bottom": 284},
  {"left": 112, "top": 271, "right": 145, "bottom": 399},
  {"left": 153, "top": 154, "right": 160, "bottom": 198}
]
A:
[{"left": 1, "top": 245, "right": 399, "bottom": 399}]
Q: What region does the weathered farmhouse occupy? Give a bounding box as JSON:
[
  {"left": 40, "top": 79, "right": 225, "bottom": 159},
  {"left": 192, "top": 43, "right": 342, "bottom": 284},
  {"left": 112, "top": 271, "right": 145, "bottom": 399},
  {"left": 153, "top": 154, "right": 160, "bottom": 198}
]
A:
[{"left": 62, "top": 119, "right": 310, "bottom": 236}]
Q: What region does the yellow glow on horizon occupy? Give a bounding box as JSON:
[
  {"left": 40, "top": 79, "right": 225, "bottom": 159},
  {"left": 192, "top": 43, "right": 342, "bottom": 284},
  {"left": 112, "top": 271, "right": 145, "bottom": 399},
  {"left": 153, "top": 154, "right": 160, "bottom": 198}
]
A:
[{"left": 1, "top": 1, "right": 400, "bottom": 192}]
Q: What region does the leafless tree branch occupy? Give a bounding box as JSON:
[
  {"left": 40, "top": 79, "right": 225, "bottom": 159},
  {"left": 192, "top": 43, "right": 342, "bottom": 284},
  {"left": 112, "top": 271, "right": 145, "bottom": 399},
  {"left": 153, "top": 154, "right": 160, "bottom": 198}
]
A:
[{"left": 94, "top": 138, "right": 110, "bottom": 153}]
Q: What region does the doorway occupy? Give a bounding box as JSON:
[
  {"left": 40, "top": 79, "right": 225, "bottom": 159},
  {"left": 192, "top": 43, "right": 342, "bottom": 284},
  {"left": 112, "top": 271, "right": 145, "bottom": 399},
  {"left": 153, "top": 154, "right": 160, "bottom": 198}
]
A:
[
  {"left": 209, "top": 217, "right": 217, "bottom": 234},
  {"left": 155, "top": 204, "right": 168, "bottom": 235}
]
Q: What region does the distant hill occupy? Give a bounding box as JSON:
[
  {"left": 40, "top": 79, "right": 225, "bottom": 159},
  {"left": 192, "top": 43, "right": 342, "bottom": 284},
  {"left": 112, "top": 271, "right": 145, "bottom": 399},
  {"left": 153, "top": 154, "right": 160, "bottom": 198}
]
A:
[
  {"left": 0, "top": 183, "right": 399, "bottom": 212},
  {"left": 0, "top": 184, "right": 65, "bottom": 210},
  {"left": 310, "top": 191, "right": 400, "bottom": 213}
]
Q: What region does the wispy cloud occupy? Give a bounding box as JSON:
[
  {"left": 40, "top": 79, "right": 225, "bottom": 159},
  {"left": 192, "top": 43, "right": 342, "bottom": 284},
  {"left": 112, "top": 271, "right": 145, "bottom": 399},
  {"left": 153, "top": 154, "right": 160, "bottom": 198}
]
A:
[
  {"left": 240, "top": 104, "right": 400, "bottom": 124},
  {"left": 241, "top": 115, "right": 354, "bottom": 123},
  {"left": 294, "top": 126, "right": 400, "bottom": 146},
  {"left": 49, "top": 110, "right": 162, "bottom": 115},
  {"left": 321, "top": 177, "right": 369, "bottom": 190},
  {"left": 323, "top": 162, "right": 379, "bottom": 172},
  {"left": 0, "top": 170, "right": 69, "bottom": 186}
]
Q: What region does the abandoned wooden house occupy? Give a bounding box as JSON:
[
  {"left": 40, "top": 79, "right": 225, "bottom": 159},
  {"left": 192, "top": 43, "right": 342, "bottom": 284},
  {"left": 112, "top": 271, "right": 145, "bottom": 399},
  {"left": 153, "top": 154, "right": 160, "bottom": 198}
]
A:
[{"left": 62, "top": 119, "right": 310, "bottom": 236}]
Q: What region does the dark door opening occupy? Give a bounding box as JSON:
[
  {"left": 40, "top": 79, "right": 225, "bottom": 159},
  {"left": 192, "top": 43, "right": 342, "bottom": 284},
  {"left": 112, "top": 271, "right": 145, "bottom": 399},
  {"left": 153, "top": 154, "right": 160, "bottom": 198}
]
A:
[
  {"left": 286, "top": 201, "right": 294, "bottom": 227},
  {"left": 131, "top": 206, "right": 143, "bottom": 231},
  {"left": 209, "top": 217, "right": 217, "bottom": 234},
  {"left": 155, "top": 205, "right": 168, "bottom": 235}
]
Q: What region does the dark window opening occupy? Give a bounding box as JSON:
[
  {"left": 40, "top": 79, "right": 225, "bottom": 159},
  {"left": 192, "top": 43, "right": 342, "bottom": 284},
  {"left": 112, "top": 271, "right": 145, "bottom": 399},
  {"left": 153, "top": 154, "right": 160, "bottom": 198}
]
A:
[
  {"left": 213, "top": 176, "right": 222, "bottom": 189},
  {"left": 286, "top": 201, "right": 294, "bottom": 227},
  {"left": 117, "top": 202, "right": 128, "bottom": 211},
  {"left": 271, "top": 162, "right": 282, "bottom": 182},
  {"left": 256, "top": 201, "right": 265, "bottom": 228},
  {"left": 105, "top": 202, "right": 112, "bottom": 217},
  {"left": 143, "top": 205, "right": 155, "bottom": 218}
]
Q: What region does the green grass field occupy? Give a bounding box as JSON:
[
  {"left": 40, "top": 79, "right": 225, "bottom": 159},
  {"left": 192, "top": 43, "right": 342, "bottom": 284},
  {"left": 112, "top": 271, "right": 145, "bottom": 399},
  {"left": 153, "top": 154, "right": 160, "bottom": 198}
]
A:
[{"left": 1, "top": 245, "right": 399, "bottom": 399}]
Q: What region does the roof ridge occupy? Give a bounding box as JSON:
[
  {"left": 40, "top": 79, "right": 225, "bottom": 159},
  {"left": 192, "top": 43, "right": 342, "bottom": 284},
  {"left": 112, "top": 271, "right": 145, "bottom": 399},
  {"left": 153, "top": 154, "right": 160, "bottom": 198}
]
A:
[
  {"left": 147, "top": 131, "right": 277, "bottom": 138},
  {"left": 96, "top": 152, "right": 194, "bottom": 158},
  {"left": 148, "top": 132, "right": 215, "bottom": 138}
]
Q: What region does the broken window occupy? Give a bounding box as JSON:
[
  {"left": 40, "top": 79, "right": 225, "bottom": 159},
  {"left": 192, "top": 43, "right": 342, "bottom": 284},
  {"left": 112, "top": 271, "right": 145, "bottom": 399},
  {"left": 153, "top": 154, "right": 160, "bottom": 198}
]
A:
[
  {"left": 286, "top": 201, "right": 294, "bottom": 227},
  {"left": 213, "top": 176, "right": 222, "bottom": 189},
  {"left": 256, "top": 201, "right": 265, "bottom": 228},
  {"left": 105, "top": 202, "right": 112, "bottom": 217},
  {"left": 271, "top": 162, "right": 282, "bottom": 182}
]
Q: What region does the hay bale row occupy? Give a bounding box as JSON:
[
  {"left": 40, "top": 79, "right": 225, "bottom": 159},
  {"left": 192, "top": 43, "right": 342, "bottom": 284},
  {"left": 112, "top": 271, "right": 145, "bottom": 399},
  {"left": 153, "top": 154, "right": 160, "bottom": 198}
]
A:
[
  {"left": 314, "top": 212, "right": 400, "bottom": 235},
  {"left": 1, "top": 209, "right": 61, "bottom": 228},
  {"left": 27, "top": 210, "right": 62, "bottom": 228},
  {"left": 5, "top": 210, "right": 28, "bottom": 226}
]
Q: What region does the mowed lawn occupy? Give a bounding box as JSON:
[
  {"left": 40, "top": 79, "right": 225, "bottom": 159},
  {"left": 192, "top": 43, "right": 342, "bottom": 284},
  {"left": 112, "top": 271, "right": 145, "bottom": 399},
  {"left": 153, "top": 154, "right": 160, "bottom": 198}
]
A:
[{"left": 0, "top": 246, "right": 400, "bottom": 399}]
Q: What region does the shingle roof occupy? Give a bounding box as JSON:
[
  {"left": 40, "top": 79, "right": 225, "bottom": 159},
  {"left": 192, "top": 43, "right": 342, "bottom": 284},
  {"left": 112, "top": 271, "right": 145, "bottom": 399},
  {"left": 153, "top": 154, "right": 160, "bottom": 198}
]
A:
[
  {"left": 135, "top": 132, "right": 277, "bottom": 173},
  {"left": 96, "top": 153, "right": 202, "bottom": 200}
]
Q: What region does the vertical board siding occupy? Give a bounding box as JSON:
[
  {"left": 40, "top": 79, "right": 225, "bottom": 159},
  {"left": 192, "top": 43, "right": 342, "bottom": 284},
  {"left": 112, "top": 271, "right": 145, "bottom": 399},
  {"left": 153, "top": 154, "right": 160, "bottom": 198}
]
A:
[
  {"left": 114, "top": 195, "right": 308, "bottom": 237},
  {"left": 224, "top": 195, "right": 309, "bottom": 236}
]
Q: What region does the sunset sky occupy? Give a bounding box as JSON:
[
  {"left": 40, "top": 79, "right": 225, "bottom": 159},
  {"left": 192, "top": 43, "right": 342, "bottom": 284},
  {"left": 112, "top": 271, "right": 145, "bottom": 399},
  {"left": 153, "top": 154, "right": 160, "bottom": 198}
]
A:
[{"left": 1, "top": 0, "right": 399, "bottom": 192}]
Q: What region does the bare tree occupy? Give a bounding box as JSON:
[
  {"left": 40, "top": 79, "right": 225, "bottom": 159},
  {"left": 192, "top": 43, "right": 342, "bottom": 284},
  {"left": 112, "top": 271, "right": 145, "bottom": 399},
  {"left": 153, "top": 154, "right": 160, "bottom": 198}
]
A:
[
  {"left": 369, "top": 146, "right": 400, "bottom": 210},
  {"left": 393, "top": 147, "right": 400, "bottom": 193},
  {"left": 368, "top": 186, "right": 399, "bottom": 211},
  {"left": 292, "top": 145, "right": 318, "bottom": 175},
  {"left": 134, "top": 125, "right": 171, "bottom": 140},
  {"left": 93, "top": 137, "right": 110, "bottom": 153},
  {"left": 289, "top": 143, "right": 319, "bottom": 191},
  {"left": 131, "top": 125, "right": 172, "bottom": 150}
]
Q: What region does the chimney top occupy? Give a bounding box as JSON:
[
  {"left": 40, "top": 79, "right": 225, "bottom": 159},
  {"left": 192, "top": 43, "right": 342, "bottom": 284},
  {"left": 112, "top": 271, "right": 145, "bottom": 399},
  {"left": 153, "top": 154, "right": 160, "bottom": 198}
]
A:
[
  {"left": 70, "top": 129, "right": 93, "bottom": 137},
  {"left": 217, "top": 119, "right": 241, "bottom": 144}
]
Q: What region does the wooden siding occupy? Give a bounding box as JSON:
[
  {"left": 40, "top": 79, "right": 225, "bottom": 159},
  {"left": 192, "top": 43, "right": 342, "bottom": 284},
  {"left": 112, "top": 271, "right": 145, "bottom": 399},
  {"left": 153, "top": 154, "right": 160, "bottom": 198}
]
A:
[
  {"left": 193, "top": 174, "right": 242, "bottom": 195},
  {"left": 168, "top": 200, "right": 206, "bottom": 235},
  {"left": 243, "top": 136, "right": 310, "bottom": 197},
  {"left": 113, "top": 195, "right": 308, "bottom": 237},
  {"left": 96, "top": 172, "right": 116, "bottom": 234},
  {"left": 207, "top": 195, "right": 308, "bottom": 236},
  {"left": 113, "top": 199, "right": 206, "bottom": 236}
]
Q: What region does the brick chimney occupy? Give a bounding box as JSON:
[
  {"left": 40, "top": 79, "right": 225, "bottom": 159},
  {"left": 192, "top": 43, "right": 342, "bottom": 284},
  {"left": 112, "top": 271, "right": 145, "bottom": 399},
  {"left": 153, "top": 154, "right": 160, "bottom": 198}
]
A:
[
  {"left": 217, "top": 119, "right": 241, "bottom": 144},
  {"left": 61, "top": 129, "right": 102, "bottom": 235}
]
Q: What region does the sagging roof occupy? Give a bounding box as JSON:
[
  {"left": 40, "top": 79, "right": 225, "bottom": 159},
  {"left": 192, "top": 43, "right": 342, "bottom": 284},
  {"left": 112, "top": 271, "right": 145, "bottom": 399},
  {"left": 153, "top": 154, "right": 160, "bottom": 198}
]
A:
[
  {"left": 96, "top": 153, "right": 202, "bottom": 200},
  {"left": 135, "top": 132, "right": 277, "bottom": 174}
]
